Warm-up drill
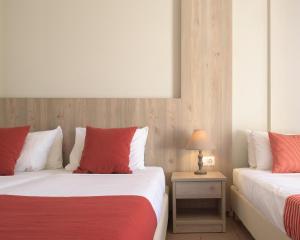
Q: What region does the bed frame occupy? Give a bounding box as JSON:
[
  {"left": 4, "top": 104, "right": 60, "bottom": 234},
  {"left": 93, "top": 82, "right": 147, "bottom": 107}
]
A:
[
  {"left": 231, "top": 185, "right": 290, "bottom": 240},
  {"left": 153, "top": 187, "right": 169, "bottom": 240}
]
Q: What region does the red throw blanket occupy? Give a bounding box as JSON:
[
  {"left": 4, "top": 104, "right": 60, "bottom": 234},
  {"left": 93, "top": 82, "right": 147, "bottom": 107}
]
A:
[
  {"left": 284, "top": 194, "right": 300, "bottom": 240},
  {"left": 0, "top": 195, "right": 157, "bottom": 240}
]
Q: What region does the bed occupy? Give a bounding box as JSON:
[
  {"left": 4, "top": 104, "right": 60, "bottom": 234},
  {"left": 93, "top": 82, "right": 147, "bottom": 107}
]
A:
[
  {"left": 0, "top": 167, "right": 168, "bottom": 240},
  {"left": 0, "top": 170, "right": 65, "bottom": 190},
  {"left": 231, "top": 168, "right": 300, "bottom": 240}
]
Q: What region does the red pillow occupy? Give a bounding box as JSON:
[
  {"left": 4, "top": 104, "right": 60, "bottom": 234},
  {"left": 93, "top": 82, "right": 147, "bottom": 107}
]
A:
[
  {"left": 269, "top": 132, "right": 300, "bottom": 173},
  {"left": 74, "top": 126, "right": 137, "bottom": 174},
  {"left": 0, "top": 126, "right": 30, "bottom": 176}
]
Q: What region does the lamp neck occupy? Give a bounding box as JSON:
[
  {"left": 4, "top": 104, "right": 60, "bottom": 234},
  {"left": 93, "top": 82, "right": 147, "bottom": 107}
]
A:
[{"left": 198, "top": 150, "right": 203, "bottom": 158}]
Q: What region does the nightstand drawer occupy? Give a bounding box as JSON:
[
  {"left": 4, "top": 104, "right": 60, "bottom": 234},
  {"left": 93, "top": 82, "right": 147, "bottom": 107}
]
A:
[{"left": 175, "top": 181, "right": 221, "bottom": 199}]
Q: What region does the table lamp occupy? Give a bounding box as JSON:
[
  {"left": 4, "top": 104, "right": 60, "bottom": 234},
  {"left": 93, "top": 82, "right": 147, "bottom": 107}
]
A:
[{"left": 186, "top": 129, "right": 214, "bottom": 175}]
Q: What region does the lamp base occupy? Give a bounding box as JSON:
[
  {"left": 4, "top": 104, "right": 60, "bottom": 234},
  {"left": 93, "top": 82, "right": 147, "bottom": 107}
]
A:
[{"left": 194, "top": 170, "right": 207, "bottom": 175}]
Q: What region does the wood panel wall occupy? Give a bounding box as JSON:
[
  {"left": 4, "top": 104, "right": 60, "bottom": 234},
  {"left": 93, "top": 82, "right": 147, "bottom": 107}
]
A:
[{"left": 0, "top": 0, "right": 232, "bottom": 183}]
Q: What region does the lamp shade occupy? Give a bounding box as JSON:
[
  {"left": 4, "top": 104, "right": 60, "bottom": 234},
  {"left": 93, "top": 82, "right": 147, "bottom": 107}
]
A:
[{"left": 186, "top": 129, "right": 214, "bottom": 151}]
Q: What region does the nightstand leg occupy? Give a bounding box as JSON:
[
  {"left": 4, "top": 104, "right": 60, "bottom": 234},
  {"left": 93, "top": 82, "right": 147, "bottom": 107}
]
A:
[
  {"left": 172, "top": 182, "right": 177, "bottom": 233},
  {"left": 222, "top": 181, "right": 226, "bottom": 232}
]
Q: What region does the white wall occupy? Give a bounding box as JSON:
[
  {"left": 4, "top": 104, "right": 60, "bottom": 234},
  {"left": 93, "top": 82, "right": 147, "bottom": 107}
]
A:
[
  {"left": 270, "top": 0, "right": 300, "bottom": 133},
  {"left": 232, "top": 0, "right": 268, "bottom": 167},
  {"left": 1, "top": 0, "right": 180, "bottom": 98}
]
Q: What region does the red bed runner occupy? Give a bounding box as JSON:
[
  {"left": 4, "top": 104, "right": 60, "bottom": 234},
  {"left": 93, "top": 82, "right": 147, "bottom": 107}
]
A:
[
  {"left": 284, "top": 194, "right": 300, "bottom": 240},
  {"left": 0, "top": 195, "right": 157, "bottom": 240}
]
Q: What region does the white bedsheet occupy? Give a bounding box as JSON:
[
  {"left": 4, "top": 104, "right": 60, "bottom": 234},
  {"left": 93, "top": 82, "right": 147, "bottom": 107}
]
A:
[
  {"left": 233, "top": 168, "right": 300, "bottom": 233},
  {"left": 0, "top": 170, "right": 65, "bottom": 190},
  {"left": 0, "top": 167, "right": 165, "bottom": 221}
]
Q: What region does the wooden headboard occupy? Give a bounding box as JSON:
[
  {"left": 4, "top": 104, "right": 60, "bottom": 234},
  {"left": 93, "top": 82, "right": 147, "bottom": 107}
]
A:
[{"left": 0, "top": 0, "right": 232, "bottom": 181}]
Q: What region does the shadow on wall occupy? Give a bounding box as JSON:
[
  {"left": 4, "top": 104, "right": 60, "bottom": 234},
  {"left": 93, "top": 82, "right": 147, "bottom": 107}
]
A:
[{"left": 232, "top": 130, "right": 249, "bottom": 168}]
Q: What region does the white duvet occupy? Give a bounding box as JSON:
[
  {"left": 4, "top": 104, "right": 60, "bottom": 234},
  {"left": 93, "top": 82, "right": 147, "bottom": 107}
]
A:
[
  {"left": 233, "top": 168, "right": 300, "bottom": 233},
  {"left": 0, "top": 170, "right": 65, "bottom": 190},
  {"left": 0, "top": 167, "right": 165, "bottom": 220}
]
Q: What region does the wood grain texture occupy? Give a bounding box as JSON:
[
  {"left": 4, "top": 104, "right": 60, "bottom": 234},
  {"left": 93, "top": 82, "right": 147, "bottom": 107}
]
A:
[
  {"left": 175, "top": 181, "right": 222, "bottom": 199},
  {"left": 172, "top": 171, "right": 227, "bottom": 182},
  {"left": 0, "top": 0, "right": 232, "bottom": 185},
  {"left": 172, "top": 171, "right": 227, "bottom": 233}
]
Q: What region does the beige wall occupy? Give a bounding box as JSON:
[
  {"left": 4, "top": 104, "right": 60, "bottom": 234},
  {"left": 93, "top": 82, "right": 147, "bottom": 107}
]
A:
[
  {"left": 0, "top": 0, "right": 3, "bottom": 96},
  {"left": 233, "top": 0, "right": 300, "bottom": 167},
  {"left": 1, "top": 0, "right": 180, "bottom": 98},
  {"left": 232, "top": 0, "right": 268, "bottom": 167},
  {"left": 270, "top": 0, "right": 300, "bottom": 133}
]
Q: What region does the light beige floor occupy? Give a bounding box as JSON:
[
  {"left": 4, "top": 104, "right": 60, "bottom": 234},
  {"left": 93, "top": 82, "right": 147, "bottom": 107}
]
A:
[{"left": 167, "top": 218, "right": 254, "bottom": 240}]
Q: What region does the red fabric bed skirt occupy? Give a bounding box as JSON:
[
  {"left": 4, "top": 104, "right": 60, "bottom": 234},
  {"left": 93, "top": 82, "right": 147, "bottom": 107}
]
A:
[
  {"left": 0, "top": 195, "right": 157, "bottom": 240},
  {"left": 284, "top": 194, "right": 300, "bottom": 240}
]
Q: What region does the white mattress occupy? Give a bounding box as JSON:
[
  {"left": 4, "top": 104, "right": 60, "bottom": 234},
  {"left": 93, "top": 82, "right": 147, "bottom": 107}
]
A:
[
  {"left": 0, "top": 167, "right": 165, "bottom": 221},
  {"left": 233, "top": 168, "right": 300, "bottom": 233},
  {"left": 0, "top": 170, "right": 65, "bottom": 190}
]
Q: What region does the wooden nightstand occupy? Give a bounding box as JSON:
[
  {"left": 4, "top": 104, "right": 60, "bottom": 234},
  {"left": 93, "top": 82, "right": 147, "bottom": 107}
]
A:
[{"left": 171, "top": 171, "right": 227, "bottom": 233}]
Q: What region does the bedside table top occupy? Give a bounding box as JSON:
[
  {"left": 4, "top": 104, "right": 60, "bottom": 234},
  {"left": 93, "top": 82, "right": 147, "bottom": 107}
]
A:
[{"left": 171, "top": 171, "right": 227, "bottom": 182}]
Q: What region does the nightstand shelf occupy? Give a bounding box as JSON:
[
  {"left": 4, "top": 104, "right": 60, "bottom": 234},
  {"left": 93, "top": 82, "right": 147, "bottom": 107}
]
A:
[
  {"left": 172, "top": 171, "right": 227, "bottom": 233},
  {"left": 177, "top": 208, "right": 223, "bottom": 224}
]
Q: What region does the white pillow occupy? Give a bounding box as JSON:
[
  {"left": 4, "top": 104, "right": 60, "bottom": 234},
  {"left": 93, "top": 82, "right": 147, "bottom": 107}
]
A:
[
  {"left": 45, "top": 126, "right": 63, "bottom": 169},
  {"left": 129, "top": 127, "right": 148, "bottom": 170},
  {"left": 246, "top": 130, "right": 256, "bottom": 168},
  {"left": 65, "top": 127, "right": 86, "bottom": 171},
  {"left": 65, "top": 127, "right": 149, "bottom": 171},
  {"left": 249, "top": 131, "right": 273, "bottom": 170},
  {"left": 15, "top": 128, "right": 58, "bottom": 172}
]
